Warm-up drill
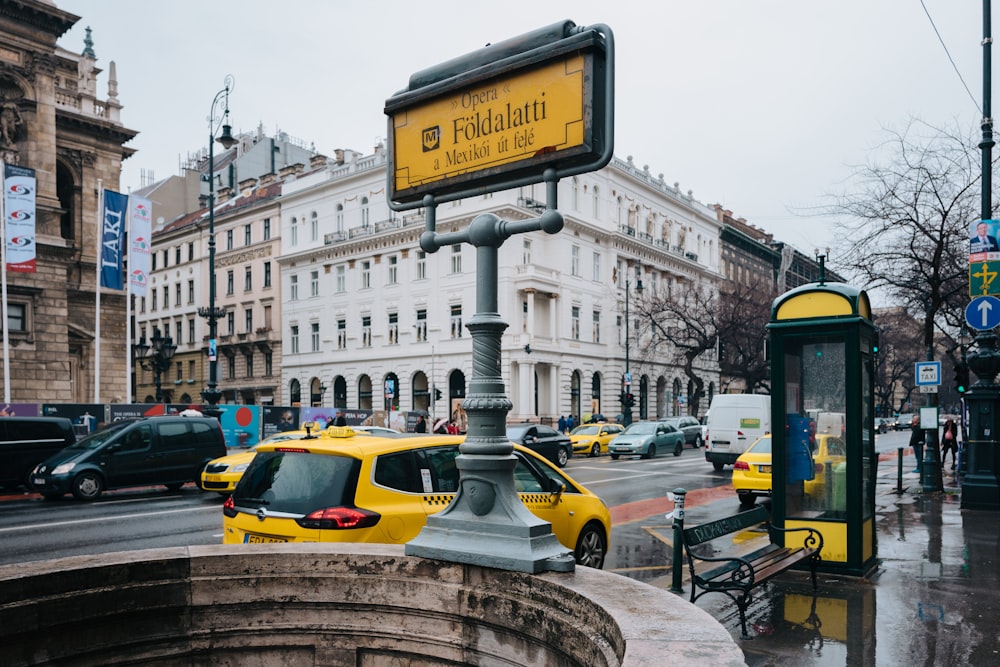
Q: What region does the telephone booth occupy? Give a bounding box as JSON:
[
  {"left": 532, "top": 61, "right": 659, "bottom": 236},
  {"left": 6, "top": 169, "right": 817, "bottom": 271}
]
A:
[{"left": 768, "top": 280, "right": 878, "bottom": 577}]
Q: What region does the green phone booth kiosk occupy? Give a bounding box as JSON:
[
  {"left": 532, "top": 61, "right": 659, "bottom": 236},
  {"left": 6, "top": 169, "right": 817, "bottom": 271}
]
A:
[{"left": 767, "top": 279, "right": 878, "bottom": 577}]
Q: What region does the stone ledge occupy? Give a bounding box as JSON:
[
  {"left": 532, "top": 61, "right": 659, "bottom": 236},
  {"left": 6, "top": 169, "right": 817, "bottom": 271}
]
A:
[{"left": 0, "top": 543, "right": 745, "bottom": 666}]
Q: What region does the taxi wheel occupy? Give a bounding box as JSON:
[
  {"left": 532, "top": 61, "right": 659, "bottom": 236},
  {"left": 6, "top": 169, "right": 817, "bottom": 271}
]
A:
[
  {"left": 556, "top": 447, "right": 569, "bottom": 468},
  {"left": 574, "top": 522, "right": 607, "bottom": 569},
  {"left": 738, "top": 492, "right": 756, "bottom": 510},
  {"left": 71, "top": 471, "right": 103, "bottom": 501},
  {"left": 590, "top": 443, "right": 601, "bottom": 457}
]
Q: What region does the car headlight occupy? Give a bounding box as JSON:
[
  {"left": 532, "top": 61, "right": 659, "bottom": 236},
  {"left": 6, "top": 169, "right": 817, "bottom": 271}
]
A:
[
  {"left": 52, "top": 462, "right": 76, "bottom": 475},
  {"left": 232, "top": 463, "right": 250, "bottom": 473}
]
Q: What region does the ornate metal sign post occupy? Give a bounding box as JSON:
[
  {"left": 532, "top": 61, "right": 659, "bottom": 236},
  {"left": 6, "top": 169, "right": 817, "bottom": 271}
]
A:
[{"left": 384, "top": 21, "right": 614, "bottom": 571}]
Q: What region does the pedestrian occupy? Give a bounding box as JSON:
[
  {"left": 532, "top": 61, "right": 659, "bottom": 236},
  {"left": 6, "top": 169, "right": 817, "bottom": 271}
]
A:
[
  {"left": 909, "top": 414, "right": 924, "bottom": 476},
  {"left": 567, "top": 414, "right": 575, "bottom": 432},
  {"left": 446, "top": 420, "right": 459, "bottom": 435},
  {"left": 415, "top": 414, "right": 427, "bottom": 433},
  {"left": 941, "top": 418, "right": 958, "bottom": 470},
  {"left": 558, "top": 415, "right": 567, "bottom": 434}
]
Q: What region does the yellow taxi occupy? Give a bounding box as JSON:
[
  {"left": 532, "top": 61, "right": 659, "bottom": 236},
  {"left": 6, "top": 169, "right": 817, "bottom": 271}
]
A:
[
  {"left": 569, "top": 422, "right": 625, "bottom": 457},
  {"left": 222, "top": 428, "right": 611, "bottom": 568},
  {"left": 732, "top": 434, "right": 773, "bottom": 509},
  {"left": 732, "top": 433, "right": 847, "bottom": 510},
  {"left": 200, "top": 425, "right": 318, "bottom": 495}
]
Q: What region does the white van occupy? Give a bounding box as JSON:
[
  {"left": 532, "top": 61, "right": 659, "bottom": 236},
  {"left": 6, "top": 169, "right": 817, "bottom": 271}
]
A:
[{"left": 704, "top": 394, "right": 771, "bottom": 471}]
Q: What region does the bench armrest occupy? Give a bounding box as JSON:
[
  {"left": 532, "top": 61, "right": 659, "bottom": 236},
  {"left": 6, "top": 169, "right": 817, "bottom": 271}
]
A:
[{"left": 768, "top": 523, "right": 824, "bottom": 553}]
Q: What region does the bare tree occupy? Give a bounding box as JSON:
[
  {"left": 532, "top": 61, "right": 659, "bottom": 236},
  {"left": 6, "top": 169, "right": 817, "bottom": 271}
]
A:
[
  {"left": 873, "top": 309, "right": 923, "bottom": 415},
  {"left": 717, "top": 276, "right": 777, "bottom": 394},
  {"left": 632, "top": 280, "right": 718, "bottom": 417},
  {"left": 830, "top": 118, "right": 979, "bottom": 357}
]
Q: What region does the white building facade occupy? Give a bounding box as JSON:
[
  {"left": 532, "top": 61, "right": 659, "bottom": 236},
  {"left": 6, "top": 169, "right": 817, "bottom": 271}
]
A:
[{"left": 279, "top": 147, "right": 723, "bottom": 426}]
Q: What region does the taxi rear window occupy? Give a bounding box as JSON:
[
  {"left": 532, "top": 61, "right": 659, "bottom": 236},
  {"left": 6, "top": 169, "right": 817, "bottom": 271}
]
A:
[{"left": 234, "top": 451, "right": 360, "bottom": 515}]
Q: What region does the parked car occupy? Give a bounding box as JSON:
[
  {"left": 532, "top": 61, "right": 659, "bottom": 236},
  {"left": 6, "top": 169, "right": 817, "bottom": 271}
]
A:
[
  {"left": 30, "top": 416, "right": 226, "bottom": 500},
  {"left": 506, "top": 423, "right": 572, "bottom": 467},
  {"left": 569, "top": 422, "right": 624, "bottom": 457},
  {"left": 662, "top": 416, "right": 704, "bottom": 448},
  {"left": 608, "top": 420, "right": 685, "bottom": 459},
  {"left": 0, "top": 416, "right": 76, "bottom": 490},
  {"left": 222, "top": 432, "right": 611, "bottom": 568}
]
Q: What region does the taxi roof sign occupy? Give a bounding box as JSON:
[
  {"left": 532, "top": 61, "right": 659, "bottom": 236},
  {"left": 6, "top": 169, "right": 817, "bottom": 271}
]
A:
[{"left": 384, "top": 20, "right": 613, "bottom": 209}]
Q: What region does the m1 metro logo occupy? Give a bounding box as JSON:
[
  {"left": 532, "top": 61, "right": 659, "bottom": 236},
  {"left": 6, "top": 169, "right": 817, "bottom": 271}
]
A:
[{"left": 422, "top": 126, "right": 440, "bottom": 152}]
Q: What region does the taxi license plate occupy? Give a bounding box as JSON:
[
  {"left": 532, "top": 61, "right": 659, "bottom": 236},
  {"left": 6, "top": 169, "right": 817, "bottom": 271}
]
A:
[
  {"left": 758, "top": 465, "right": 772, "bottom": 474},
  {"left": 244, "top": 534, "right": 287, "bottom": 544},
  {"left": 204, "top": 474, "right": 222, "bottom": 482}
]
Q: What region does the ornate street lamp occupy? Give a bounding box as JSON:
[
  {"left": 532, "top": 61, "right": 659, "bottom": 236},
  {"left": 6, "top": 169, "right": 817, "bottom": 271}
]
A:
[
  {"left": 197, "top": 75, "right": 237, "bottom": 416},
  {"left": 623, "top": 263, "right": 643, "bottom": 427},
  {"left": 133, "top": 328, "right": 177, "bottom": 403}
]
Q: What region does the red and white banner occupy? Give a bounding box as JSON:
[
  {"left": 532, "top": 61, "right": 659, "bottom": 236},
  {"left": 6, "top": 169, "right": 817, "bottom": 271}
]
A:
[
  {"left": 3, "top": 163, "right": 36, "bottom": 273},
  {"left": 128, "top": 195, "right": 152, "bottom": 296}
]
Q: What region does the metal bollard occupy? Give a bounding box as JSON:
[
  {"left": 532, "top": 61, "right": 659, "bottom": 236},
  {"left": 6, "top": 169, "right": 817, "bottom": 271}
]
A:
[
  {"left": 670, "top": 488, "right": 686, "bottom": 593},
  {"left": 896, "top": 447, "right": 904, "bottom": 494}
]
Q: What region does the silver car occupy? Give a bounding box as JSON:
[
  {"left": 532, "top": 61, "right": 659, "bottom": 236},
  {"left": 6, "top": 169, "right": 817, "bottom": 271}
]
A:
[{"left": 608, "top": 421, "right": 685, "bottom": 460}]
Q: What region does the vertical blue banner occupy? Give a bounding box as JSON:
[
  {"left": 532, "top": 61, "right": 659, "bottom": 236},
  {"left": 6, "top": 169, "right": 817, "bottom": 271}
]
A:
[{"left": 100, "top": 190, "right": 127, "bottom": 289}]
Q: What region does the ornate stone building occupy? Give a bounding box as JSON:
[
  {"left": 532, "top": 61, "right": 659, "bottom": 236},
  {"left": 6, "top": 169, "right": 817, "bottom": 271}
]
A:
[{"left": 0, "top": 1, "right": 136, "bottom": 403}]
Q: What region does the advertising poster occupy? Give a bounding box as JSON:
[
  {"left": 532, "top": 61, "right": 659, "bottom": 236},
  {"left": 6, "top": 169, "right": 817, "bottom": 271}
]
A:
[
  {"left": 42, "top": 403, "right": 105, "bottom": 435},
  {"left": 0, "top": 402, "right": 39, "bottom": 417},
  {"left": 216, "top": 404, "right": 260, "bottom": 448},
  {"left": 970, "top": 219, "right": 1000, "bottom": 261},
  {"left": 262, "top": 406, "right": 300, "bottom": 438}
]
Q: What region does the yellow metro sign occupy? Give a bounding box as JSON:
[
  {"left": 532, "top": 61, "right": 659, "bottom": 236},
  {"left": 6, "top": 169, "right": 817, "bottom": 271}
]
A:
[
  {"left": 384, "top": 21, "right": 612, "bottom": 206},
  {"left": 391, "top": 55, "right": 586, "bottom": 196}
]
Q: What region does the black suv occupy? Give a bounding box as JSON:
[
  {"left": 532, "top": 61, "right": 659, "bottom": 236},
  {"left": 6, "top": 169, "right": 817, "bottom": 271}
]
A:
[
  {"left": 506, "top": 423, "right": 572, "bottom": 467},
  {"left": 30, "top": 416, "right": 226, "bottom": 500},
  {"left": 663, "top": 416, "right": 703, "bottom": 448}
]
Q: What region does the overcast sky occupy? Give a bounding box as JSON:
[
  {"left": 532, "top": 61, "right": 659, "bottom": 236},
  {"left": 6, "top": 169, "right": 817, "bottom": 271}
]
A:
[{"left": 57, "top": 1, "right": 985, "bottom": 254}]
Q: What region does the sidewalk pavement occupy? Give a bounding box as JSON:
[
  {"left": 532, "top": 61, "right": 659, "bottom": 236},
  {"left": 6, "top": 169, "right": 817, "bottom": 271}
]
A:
[{"left": 614, "top": 449, "right": 1000, "bottom": 666}]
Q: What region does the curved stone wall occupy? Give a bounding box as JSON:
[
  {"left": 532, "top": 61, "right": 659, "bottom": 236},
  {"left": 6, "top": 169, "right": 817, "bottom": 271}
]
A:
[{"left": 0, "top": 543, "right": 746, "bottom": 666}]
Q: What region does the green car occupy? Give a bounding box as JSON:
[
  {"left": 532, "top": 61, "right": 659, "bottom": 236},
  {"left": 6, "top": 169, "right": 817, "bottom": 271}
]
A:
[{"left": 608, "top": 421, "right": 685, "bottom": 460}]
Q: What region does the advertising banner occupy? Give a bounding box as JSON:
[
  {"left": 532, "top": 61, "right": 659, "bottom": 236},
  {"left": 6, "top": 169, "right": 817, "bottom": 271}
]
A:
[{"left": 3, "top": 163, "right": 36, "bottom": 272}]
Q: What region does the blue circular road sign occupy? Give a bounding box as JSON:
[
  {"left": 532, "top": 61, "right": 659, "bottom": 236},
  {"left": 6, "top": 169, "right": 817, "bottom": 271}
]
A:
[{"left": 966, "top": 296, "right": 1000, "bottom": 331}]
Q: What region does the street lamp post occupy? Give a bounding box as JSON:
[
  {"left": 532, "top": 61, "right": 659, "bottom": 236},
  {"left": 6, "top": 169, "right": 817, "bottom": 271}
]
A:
[
  {"left": 133, "top": 328, "right": 177, "bottom": 403},
  {"left": 623, "top": 265, "right": 643, "bottom": 427},
  {"left": 197, "top": 75, "right": 237, "bottom": 416}
]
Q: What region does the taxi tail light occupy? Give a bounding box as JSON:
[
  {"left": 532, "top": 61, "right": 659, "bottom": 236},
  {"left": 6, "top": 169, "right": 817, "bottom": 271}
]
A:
[
  {"left": 733, "top": 460, "right": 750, "bottom": 471},
  {"left": 222, "top": 495, "right": 236, "bottom": 517},
  {"left": 297, "top": 506, "right": 381, "bottom": 530}
]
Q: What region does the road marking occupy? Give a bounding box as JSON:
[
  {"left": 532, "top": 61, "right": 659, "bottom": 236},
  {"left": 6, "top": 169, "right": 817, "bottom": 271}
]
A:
[{"left": 0, "top": 505, "right": 218, "bottom": 533}]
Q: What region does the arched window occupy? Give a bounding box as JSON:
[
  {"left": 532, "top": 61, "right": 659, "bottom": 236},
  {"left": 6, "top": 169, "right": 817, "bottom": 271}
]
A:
[
  {"left": 336, "top": 204, "right": 344, "bottom": 233},
  {"left": 361, "top": 197, "right": 370, "bottom": 227},
  {"left": 289, "top": 379, "right": 301, "bottom": 405}
]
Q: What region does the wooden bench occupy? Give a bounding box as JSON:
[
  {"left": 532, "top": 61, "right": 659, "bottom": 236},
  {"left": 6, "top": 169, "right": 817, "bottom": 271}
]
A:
[{"left": 680, "top": 505, "right": 824, "bottom": 638}]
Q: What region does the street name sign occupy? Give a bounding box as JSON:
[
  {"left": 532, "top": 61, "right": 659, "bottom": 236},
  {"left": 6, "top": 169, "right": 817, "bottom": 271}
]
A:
[
  {"left": 965, "top": 295, "right": 1000, "bottom": 331},
  {"left": 915, "top": 361, "right": 941, "bottom": 386},
  {"left": 384, "top": 21, "right": 612, "bottom": 207}
]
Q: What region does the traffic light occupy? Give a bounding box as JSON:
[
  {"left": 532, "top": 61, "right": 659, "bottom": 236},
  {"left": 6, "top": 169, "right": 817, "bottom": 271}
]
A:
[
  {"left": 433, "top": 387, "right": 442, "bottom": 401},
  {"left": 955, "top": 362, "right": 970, "bottom": 394},
  {"left": 625, "top": 393, "right": 635, "bottom": 408}
]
